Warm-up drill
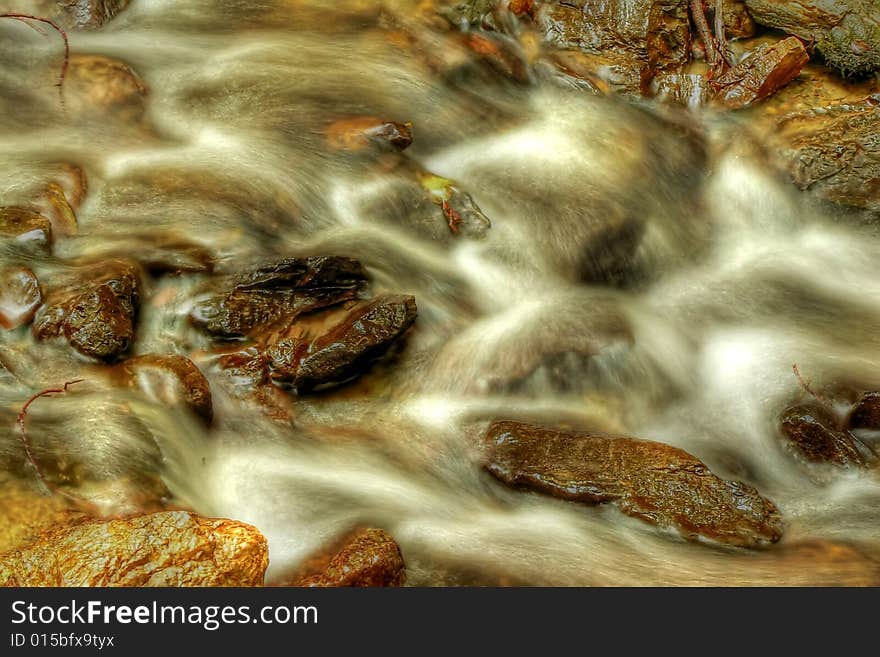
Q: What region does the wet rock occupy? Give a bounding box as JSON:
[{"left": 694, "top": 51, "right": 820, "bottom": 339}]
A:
[
  {"left": 744, "top": 0, "right": 880, "bottom": 77},
  {"left": 416, "top": 172, "right": 492, "bottom": 239},
  {"left": 52, "top": 0, "right": 131, "bottom": 30},
  {"left": 0, "top": 207, "right": 52, "bottom": 246},
  {"left": 536, "top": 0, "right": 692, "bottom": 94},
  {"left": 268, "top": 294, "right": 417, "bottom": 391},
  {"left": 191, "top": 256, "right": 367, "bottom": 338},
  {"left": 721, "top": 0, "right": 757, "bottom": 39},
  {"left": 0, "top": 511, "right": 268, "bottom": 586},
  {"left": 848, "top": 392, "right": 880, "bottom": 431},
  {"left": 779, "top": 404, "right": 871, "bottom": 467},
  {"left": 325, "top": 116, "right": 413, "bottom": 152},
  {"left": 0, "top": 267, "right": 41, "bottom": 329},
  {"left": 713, "top": 37, "right": 809, "bottom": 109},
  {"left": 66, "top": 54, "right": 148, "bottom": 122},
  {"left": 768, "top": 96, "right": 880, "bottom": 211},
  {"left": 114, "top": 354, "right": 213, "bottom": 423},
  {"left": 32, "top": 260, "right": 140, "bottom": 361},
  {"left": 294, "top": 528, "right": 406, "bottom": 587},
  {"left": 483, "top": 421, "right": 783, "bottom": 547}
]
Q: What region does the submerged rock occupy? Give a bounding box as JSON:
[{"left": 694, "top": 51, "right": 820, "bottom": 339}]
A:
[
  {"left": 32, "top": 260, "right": 141, "bottom": 361},
  {"left": 191, "top": 256, "right": 367, "bottom": 338},
  {"left": 0, "top": 207, "right": 52, "bottom": 247},
  {"left": 0, "top": 267, "right": 41, "bottom": 330},
  {"left": 779, "top": 404, "right": 871, "bottom": 467},
  {"left": 744, "top": 0, "right": 880, "bottom": 77},
  {"left": 113, "top": 354, "right": 213, "bottom": 423},
  {"left": 483, "top": 421, "right": 783, "bottom": 547},
  {"left": 714, "top": 37, "right": 809, "bottom": 109},
  {"left": 294, "top": 528, "right": 406, "bottom": 587},
  {"left": 66, "top": 54, "right": 148, "bottom": 122},
  {"left": 0, "top": 511, "right": 268, "bottom": 586},
  {"left": 848, "top": 392, "right": 880, "bottom": 431},
  {"left": 0, "top": 482, "right": 87, "bottom": 555},
  {"left": 722, "top": 0, "right": 757, "bottom": 39},
  {"left": 268, "top": 294, "right": 417, "bottom": 391}
]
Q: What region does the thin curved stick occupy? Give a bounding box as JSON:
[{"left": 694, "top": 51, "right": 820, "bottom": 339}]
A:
[
  {"left": 0, "top": 12, "right": 69, "bottom": 106},
  {"left": 16, "top": 379, "right": 84, "bottom": 494}
]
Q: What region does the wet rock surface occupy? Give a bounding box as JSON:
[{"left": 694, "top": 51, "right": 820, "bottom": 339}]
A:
[
  {"left": 0, "top": 510, "right": 268, "bottom": 587},
  {"left": 0, "top": 266, "right": 41, "bottom": 329},
  {"left": 744, "top": 0, "right": 880, "bottom": 77},
  {"left": 291, "top": 528, "right": 406, "bottom": 587},
  {"left": 65, "top": 54, "right": 148, "bottom": 122},
  {"left": 191, "top": 256, "right": 367, "bottom": 338},
  {"left": 268, "top": 294, "right": 417, "bottom": 391},
  {"left": 0, "top": 207, "right": 52, "bottom": 247},
  {"left": 113, "top": 354, "right": 213, "bottom": 423},
  {"left": 779, "top": 404, "right": 872, "bottom": 467},
  {"left": 848, "top": 392, "right": 880, "bottom": 431},
  {"left": 483, "top": 421, "right": 783, "bottom": 546},
  {"left": 714, "top": 37, "right": 809, "bottom": 109},
  {"left": 0, "top": 482, "right": 88, "bottom": 555},
  {"left": 325, "top": 116, "right": 413, "bottom": 152},
  {"left": 32, "top": 260, "right": 141, "bottom": 360},
  {"left": 536, "top": 0, "right": 692, "bottom": 94},
  {"left": 768, "top": 96, "right": 880, "bottom": 211},
  {"left": 52, "top": 0, "right": 132, "bottom": 30}
]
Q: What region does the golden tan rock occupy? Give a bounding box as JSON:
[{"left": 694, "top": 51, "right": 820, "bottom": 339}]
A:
[
  {"left": 66, "top": 54, "right": 148, "bottom": 122},
  {"left": 713, "top": 37, "right": 809, "bottom": 109},
  {"left": 0, "top": 511, "right": 268, "bottom": 587}
]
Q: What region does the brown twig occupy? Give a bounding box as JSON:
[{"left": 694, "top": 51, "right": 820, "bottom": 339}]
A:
[
  {"left": 441, "top": 199, "right": 462, "bottom": 234},
  {"left": 792, "top": 364, "right": 825, "bottom": 404},
  {"left": 16, "top": 379, "right": 84, "bottom": 495},
  {"left": 690, "top": 0, "right": 719, "bottom": 69},
  {"left": 0, "top": 12, "right": 69, "bottom": 107}
]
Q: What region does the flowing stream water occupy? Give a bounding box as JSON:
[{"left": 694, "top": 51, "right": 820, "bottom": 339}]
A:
[{"left": 1, "top": 0, "right": 879, "bottom": 585}]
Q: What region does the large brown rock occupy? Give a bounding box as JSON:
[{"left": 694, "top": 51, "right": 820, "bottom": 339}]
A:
[
  {"left": 191, "top": 256, "right": 367, "bottom": 338},
  {"left": 744, "top": 0, "right": 880, "bottom": 76},
  {"left": 536, "top": 0, "right": 692, "bottom": 94},
  {"left": 713, "top": 37, "right": 809, "bottom": 109},
  {"left": 267, "top": 294, "right": 417, "bottom": 391},
  {"left": 779, "top": 404, "right": 872, "bottom": 467},
  {"left": 32, "top": 260, "right": 141, "bottom": 361},
  {"left": 113, "top": 354, "right": 213, "bottom": 423},
  {"left": 0, "top": 511, "right": 268, "bottom": 586},
  {"left": 483, "top": 421, "right": 783, "bottom": 547},
  {"left": 293, "top": 528, "right": 406, "bottom": 587}
]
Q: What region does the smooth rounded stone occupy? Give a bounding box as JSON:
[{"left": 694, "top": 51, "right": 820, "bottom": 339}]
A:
[
  {"left": 713, "top": 37, "right": 809, "bottom": 109},
  {"left": 324, "top": 116, "right": 413, "bottom": 152},
  {"left": 0, "top": 267, "right": 41, "bottom": 329},
  {"left": 113, "top": 354, "right": 213, "bottom": 423},
  {"left": 287, "top": 528, "right": 406, "bottom": 587},
  {"left": 0, "top": 511, "right": 268, "bottom": 586},
  {"left": 190, "top": 256, "right": 367, "bottom": 338},
  {"left": 0, "top": 207, "right": 52, "bottom": 246},
  {"left": 65, "top": 54, "right": 148, "bottom": 122},
  {"left": 268, "top": 294, "right": 418, "bottom": 391},
  {"left": 779, "top": 404, "right": 872, "bottom": 467},
  {"left": 535, "top": 0, "right": 692, "bottom": 95},
  {"left": 744, "top": 0, "right": 880, "bottom": 77},
  {"left": 483, "top": 421, "right": 784, "bottom": 547},
  {"left": 848, "top": 392, "right": 880, "bottom": 431},
  {"left": 32, "top": 260, "right": 141, "bottom": 361},
  {"left": 0, "top": 481, "right": 88, "bottom": 555}
]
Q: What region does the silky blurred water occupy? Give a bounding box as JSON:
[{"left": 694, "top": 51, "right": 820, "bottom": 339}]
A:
[{"left": 1, "top": 0, "right": 879, "bottom": 585}]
